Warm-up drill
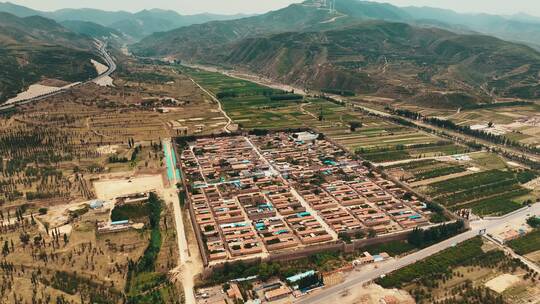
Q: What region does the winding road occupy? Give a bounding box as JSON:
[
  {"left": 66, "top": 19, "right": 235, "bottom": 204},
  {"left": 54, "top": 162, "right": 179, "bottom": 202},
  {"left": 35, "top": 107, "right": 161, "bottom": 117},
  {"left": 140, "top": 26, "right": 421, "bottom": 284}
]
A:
[{"left": 0, "top": 40, "right": 116, "bottom": 111}]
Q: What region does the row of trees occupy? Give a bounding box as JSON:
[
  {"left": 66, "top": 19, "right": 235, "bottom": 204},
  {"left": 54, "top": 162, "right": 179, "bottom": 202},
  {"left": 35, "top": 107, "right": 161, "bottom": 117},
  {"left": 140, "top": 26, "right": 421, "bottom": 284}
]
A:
[
  {"left": 408, "top": 220, "right": 465, "bottom": 248},
  {"left": 389, "top": 107, "right": 540, "bottom": 154},
  {"left": 527, "top": 216, "right": 540, "bottom": 228}
]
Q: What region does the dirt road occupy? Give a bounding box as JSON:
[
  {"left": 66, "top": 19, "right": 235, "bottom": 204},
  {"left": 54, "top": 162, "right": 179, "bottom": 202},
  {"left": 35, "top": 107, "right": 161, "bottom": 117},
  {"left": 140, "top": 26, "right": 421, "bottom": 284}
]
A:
[
  {"left": 186, "top": 77, "right": 233, "bottom": 133},
  {"left": 163, "top": 139, "right": 196, "bottom": 304}
]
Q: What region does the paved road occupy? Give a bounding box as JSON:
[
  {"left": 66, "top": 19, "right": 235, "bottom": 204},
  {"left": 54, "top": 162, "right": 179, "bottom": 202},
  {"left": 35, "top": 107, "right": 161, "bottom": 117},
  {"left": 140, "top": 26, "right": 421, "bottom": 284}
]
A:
[
  {"left": 296, "top": 203, "right": 540, "bottom": 304},
  {"left": 0, "top": 40, "right": 116, "bottom": 111},
  {"left": 94, "top": 41, "right": 117, "bottom": 80},
  {"left": 483, "top": 234, "right": 540, "bottom": 274}
]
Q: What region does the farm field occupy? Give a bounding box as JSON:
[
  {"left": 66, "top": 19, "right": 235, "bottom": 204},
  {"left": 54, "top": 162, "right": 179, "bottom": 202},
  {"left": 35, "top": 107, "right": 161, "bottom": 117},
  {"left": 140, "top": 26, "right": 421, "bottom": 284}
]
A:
[
  {"left": 386, "top": 151, "right": 540, "bottom": 217},
  {"left": 386, "top": 159, "right": 468, "bottom": 183},
  {"left": 445, "top": 104, "right": 540, "bottom": 147},
  {"left": 182, "top": 67, "right": 307, "bottom": 129},
  {"left": 376, "top": 237, "right": 540, "bottom": 304},
  {"left": 360, "top": 98, "right": 540, "bottom": 148},
  {"left": 508, "top": 229, "right": 540, "bottom": 255},
  {"left": 184, "top": 67, "right": 469, "bottom": 163},
  {"left": 0, "top": 60, "right": 226, "bottom": 209},
  {"left": 421, "top": 168, "right": 537, "bottom": 216}
]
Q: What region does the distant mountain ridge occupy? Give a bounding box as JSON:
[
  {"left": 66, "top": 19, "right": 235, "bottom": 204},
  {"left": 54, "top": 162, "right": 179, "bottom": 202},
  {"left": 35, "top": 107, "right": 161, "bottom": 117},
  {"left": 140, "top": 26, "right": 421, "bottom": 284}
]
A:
[
  {"left": 222, "top": 22, "right": 540, "bottom": 102},
  {"left": 131, "top": 0, "right": 540, "bottom": 104},
  {"left": 402, "top": 6, "right": 540, "bottom": 50},
  {"left": 133, "top": 0, "right": 540, "bottom": 57},
  {"left": 0, "top": 1, "right": 251, "bottom": 40},
  {"left": 60, "top": 20, "right": 125, "bottom": 40},
  {"left": 131, "top": 3, "right": 347, "bottom": 58},
  {"left": 0, "top": 12, "right": 99, "bottom": 103}
]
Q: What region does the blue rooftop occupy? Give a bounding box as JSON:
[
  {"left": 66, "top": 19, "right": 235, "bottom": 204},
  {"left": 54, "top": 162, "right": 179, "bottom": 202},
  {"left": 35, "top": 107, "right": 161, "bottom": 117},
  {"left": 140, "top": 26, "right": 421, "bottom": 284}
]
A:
[{"left": 287, "top": 270, "right": 315, "bottom": 283}]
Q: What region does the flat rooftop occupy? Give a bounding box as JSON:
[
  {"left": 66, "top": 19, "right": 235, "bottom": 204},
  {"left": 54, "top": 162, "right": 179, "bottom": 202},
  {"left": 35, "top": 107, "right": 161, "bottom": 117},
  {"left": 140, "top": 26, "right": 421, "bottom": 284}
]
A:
[{"left": 178, "top": 132, "right": 432, "bottom": 264}]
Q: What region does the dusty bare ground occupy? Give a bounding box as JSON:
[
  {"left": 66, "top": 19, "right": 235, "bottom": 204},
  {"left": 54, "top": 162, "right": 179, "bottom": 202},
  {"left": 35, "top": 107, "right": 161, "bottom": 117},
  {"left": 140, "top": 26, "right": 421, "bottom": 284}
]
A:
[
  {"left": 325, "top": 283, "right": 415, "bottom": 304},
  {"left": 485, "top": 274, "right": 522, "bottom": 293},
  {"left": 525, "top": 250, "right": 540, "bottom": 265},
  {"left": 5, "top": 83, "right": 78, "bottom": 104},
  {"left": 524, "top": 177, "right": 540, "bottom": 190},
  {"left": 183, "top": 208, "right": 204, "bottom": 279},
  {"left": 91, "top": 59, "right": 108, "bottom": 74},
  {"left": 0, "top": 60, "right": 226, "bottom": 208},
  {"left": 93, "top": 174, "right": 165, "bottom": 200},
  {"left": 91, "top": 59, "right": 115, "bottom": 86},
  {"left": 0, "top": 202, "right": 148, "bottom": 303}
]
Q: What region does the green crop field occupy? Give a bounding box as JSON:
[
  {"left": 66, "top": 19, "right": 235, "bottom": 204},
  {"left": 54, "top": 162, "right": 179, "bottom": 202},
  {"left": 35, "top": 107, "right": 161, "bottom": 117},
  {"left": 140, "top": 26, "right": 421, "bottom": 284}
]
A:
[
  {"left": 508, "top": 229, "right": 540, "bottom": 255},
  {"left": 424, "top": 169, "right": 535, "bottom": 216},
  {"left": 388, "top": 159, "right": 467, "bottom": 181},
  {"left": 183, "top": 67, "right": 472, "bottom": 162}
]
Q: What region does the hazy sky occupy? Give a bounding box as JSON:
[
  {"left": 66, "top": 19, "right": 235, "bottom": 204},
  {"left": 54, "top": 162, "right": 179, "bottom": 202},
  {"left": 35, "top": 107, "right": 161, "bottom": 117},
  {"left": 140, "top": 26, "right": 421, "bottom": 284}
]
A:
[{"left": 8, "top": 0, "right": 540, "bottom": 16}]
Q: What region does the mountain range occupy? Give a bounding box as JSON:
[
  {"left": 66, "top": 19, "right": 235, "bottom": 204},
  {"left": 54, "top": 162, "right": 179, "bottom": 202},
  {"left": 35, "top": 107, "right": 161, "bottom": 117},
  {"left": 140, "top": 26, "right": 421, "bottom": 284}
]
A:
[
  {"left": 0, "top": 2, "right": 250, "bottom": 41},
  {"left": 0, "top": 12, "right": 99, "bottom": 103},
  {"left": 131, "top": 0, "right": 540, "bottom": 103},
  {"left": 1, "top": 0, "right": 539, "bottom": 106}
]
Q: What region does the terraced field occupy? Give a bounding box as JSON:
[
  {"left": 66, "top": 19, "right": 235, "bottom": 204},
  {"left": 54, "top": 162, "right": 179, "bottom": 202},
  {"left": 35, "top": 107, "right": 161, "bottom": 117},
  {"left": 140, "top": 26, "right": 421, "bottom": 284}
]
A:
[{"left": 184, "top": 67, "right": 469, "bottom": 162}]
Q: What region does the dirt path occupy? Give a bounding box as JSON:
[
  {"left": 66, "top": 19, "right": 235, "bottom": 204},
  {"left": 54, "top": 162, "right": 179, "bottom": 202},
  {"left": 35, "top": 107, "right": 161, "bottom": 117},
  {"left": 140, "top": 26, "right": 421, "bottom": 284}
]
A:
[
  {"left": 85, "top": 117, "right": 110, "bottom": 138},
  {"left": 187, "top": 77, "right": 232, "bottom": 133},
  {"left": 484, "top": 235, "right": 540, "bottom": 275},
  {"left": 299, "top": 102, "right": 317, "bottom": 119},
  {"left": 376, "top": 151, "right": 485, "bottom": 167},
  {"left": 320, "top": 14, "right": 347, "bottom": 24},
  {"left": 163, "top": 139, "right": 196, "bottom": 304}
]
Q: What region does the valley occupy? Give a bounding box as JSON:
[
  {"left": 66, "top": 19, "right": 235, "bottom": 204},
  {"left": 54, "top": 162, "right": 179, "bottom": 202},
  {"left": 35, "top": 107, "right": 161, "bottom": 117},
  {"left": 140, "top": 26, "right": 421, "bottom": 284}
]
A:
[{"left": 0, "top": 0, "right": 539, "bottom": 304}]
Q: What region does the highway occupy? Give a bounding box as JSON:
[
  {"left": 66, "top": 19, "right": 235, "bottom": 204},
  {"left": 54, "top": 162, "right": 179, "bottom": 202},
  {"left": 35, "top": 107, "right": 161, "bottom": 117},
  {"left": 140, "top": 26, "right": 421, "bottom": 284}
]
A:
[
  {"left": 94, "top": 41, "right": 117, "bottom": 80},
  {"left": 0, "top": 40, "right": 116, "bottom": 111},
  {"left": 296, "top": 203, "right": 540, "bottom": 304}
]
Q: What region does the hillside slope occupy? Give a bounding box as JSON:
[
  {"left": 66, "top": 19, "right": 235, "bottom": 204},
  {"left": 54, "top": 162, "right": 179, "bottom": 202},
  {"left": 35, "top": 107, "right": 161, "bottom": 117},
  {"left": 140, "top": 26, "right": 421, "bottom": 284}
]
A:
[
  {"left": 132, "top": 0, "right": 540, "bottom": 104},
  {"left": 0, "top": 2, "right": 250, "bottom": 41},
  {"left": 221, "top": 22, "right": 540, "bottom": 103},
  {"left": 131, "top": 3, "right": 357, "bottom": 58},
  {"left": 60, "top": 20, "right": 124, "bottom": 40},
  {"left": 0, "top": 12, "right": 99, "bottom": 103},
  {"left": 132, "top": 0, "right": 423, "bottom": 57},
  {"left": 403, "top": 6, "right": 540, "bottom": 49}
]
